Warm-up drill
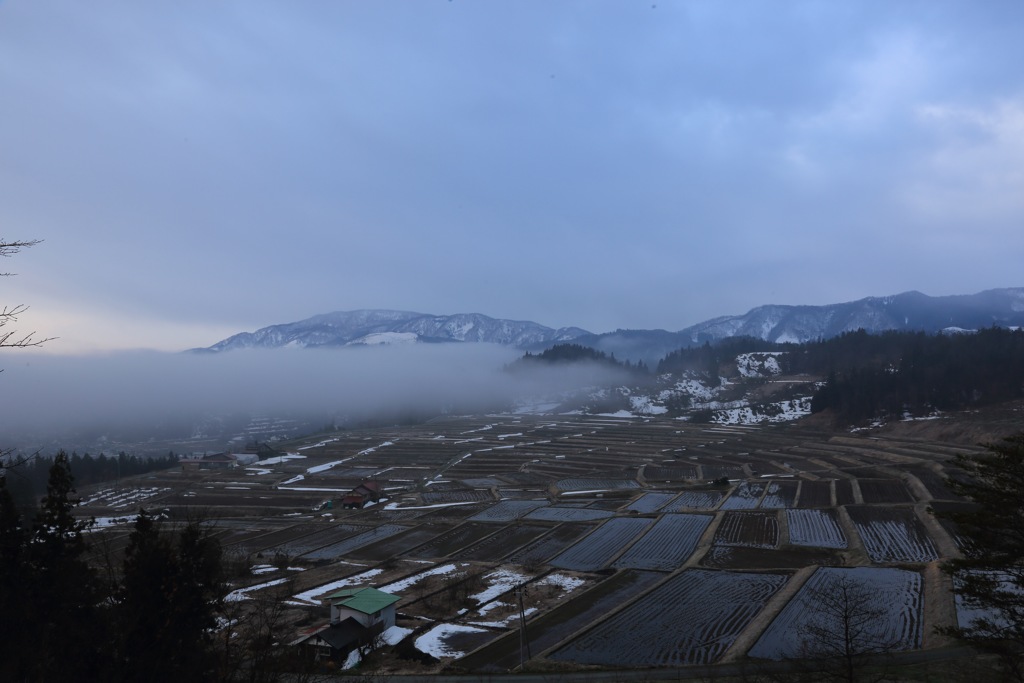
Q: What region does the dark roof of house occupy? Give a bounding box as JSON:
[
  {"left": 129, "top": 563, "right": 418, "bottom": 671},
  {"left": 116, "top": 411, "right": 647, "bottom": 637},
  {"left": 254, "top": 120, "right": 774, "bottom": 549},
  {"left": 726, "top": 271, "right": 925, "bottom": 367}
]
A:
[
  {"left": 315, "top": 618, "right": 365, "bottom": 650},
  {"left": 201, "top": 452, "right": 236, "bottom": 462}
]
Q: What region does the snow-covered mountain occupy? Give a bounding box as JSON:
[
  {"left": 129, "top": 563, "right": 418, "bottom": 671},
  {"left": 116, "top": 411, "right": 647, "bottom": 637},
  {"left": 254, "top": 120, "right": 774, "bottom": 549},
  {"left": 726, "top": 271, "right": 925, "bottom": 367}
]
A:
[
  {"left": 195, "top": 288, "right": 1024, "bottom": 357},
  {"left": 195, "top": 310, "right": 590, "bottom": 352},
  {"left": 677, "top": 288, "right": 1024, "bottom": 344}
]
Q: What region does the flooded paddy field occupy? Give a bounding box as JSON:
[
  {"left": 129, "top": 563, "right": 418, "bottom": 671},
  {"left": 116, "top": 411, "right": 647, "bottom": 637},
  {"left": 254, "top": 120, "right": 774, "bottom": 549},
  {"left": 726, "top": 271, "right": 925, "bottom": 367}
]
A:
[{"left": 76, "top": 413, "right": 982, "bottom": 674}]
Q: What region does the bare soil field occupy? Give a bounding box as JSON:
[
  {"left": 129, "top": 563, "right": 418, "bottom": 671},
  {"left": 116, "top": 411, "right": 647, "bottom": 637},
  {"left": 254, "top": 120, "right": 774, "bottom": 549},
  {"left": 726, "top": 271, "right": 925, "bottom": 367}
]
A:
[{"left": 75, "top": 408, "right": 1014, "bottom": 675}]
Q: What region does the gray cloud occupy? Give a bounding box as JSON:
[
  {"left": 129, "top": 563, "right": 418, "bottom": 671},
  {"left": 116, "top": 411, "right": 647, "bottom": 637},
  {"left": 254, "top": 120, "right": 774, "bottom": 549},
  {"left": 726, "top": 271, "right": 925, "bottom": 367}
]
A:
[{"left": 1, "top": 1, "right": 1023, "bottom": 353}]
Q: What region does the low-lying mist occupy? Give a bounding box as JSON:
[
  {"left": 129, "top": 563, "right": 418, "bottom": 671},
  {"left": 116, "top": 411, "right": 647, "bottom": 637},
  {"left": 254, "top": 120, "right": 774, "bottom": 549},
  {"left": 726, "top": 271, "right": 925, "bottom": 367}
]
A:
[{"left": 1, "top": 343, "right": 633, "bottom": 451}]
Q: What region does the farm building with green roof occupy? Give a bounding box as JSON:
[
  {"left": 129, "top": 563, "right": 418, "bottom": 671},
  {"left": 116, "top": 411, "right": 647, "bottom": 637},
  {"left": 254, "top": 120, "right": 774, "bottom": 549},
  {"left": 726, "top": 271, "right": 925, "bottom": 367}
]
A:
[{"left": 328, "top": 587, "right": 400, "bottom": 630}]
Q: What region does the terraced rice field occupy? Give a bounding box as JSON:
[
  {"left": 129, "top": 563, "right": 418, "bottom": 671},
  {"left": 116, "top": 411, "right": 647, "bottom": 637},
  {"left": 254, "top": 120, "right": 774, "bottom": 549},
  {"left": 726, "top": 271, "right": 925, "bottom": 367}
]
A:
[
  {"left": 460, "top": 570, "right": 664, "bottom": 672},
  {"left": 524, "top": 506, "right": 614, "bottom": 522},
  {"left": 404, "top": 522, "right": 503, "bottom": 559},
  {"left": 795, "top": 479, "right": 833, "bottom": 507},
  {"left": 661, "top": 490, "right": 724, "bottom": 511},
  {"left": 300, "top": 524, "right": 407, "bottom": 561},
  {"left": 469, "top": 499, "right": 548, "bottom": 522},
  {"left": 504, "top": 524, "right": 594, "bottom": 566},
  {"left": 786, "top": 508, "right": 847, "bottom": 548},
  {"left": 624, "top": 492, "right": 679, "bottom": 513},
  {"left": 759, "top": 480, "right": 799, "bottom": 509},
  {"left": 80, "top": 411, "right": 988, "bottom": 674},
  {"left": 719, "top": 482, "right": 765, "bottom": 509},
  {"left": 451, "top": 524, "right": 553, "bottom": 562},
  {"left": 714, "top": 511, "right": 780, "bottom": 548},
  {"left": 858, "top": 478, "right": 916, "bottom": 504},
  {"left": 612, "top": 513, "right": 712, "bottom": 571},
  {"left": 748, "top": 567, "right": 923, "bottom": 659},
  {"left": 846, "top": 506, "right": 938, "bottom": 563},
  {"left": 549, "top": 569, "right": 788, "bottom": 666},
  {"left": 549, "top": 517, "right": 655, "bottom": 571}
]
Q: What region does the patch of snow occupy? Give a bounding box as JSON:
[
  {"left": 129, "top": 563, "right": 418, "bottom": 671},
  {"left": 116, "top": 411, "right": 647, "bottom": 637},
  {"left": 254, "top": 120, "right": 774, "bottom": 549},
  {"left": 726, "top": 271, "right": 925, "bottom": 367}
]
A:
[
  {"left": 226, "top": 577, "right": 290, "bottom": 602},
  {"left": 88, "top": 515, "right": 136, "bottom": 529},
  {"left": 630, "top": 395, "right": 668, "bottom": 415},
  {"left": 289, "top": 569, "right": 384, "bottom": 606},
  {"left": 415, "top": 623, "right": 488, "bottom": 659},
  {"left": 299, "top": 439, "right": 338, "bottom": 451},
  {"left": 597, "top": 410, "right": 637, "bottom": 418},
  {"left": 276, "top": 486, "right": 348, "bottom": 492},
  {"left": 471, "top": 607, "right": 538, "bottom": 628},
  {"left": 470, "top": 569, "right": 531, "bottom": 605},
  {"left": 380, "top": 563, "right": 464, "bottom": 593},
  {"left": 382, "top": 500, "right": 481, "bottom": 511},
  {"left": 537, "top": 573, "right": 586, "bottom": 593},
  {"left": 306, "top": 458, "right": 353, "bottom": 474},
  {"left": 352, "top": 331, "right": 419, "bottom": 345},
  {"left": 257, "top": 453, "right": 306, "bottom": 465}
]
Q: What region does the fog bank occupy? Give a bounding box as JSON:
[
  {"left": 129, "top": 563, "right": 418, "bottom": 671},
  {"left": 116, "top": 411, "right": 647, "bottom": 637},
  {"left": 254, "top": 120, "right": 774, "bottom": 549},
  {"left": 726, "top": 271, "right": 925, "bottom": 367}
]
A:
[{"left": 0, "top": 344, "right": 629, "bottom": 440}]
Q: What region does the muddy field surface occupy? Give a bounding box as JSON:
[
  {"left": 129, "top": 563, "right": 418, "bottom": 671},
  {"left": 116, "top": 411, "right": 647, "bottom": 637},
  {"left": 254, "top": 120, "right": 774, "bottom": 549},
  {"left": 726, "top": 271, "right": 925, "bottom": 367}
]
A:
[
  {"left": 78, "top": 412, "right": 996, "bottom": 674},
  {"left": 450, "top": 523, "right": 554, "bottom": 562},
  {"left": 503, "top": 523, "right": 595, "bottom": 566},
  {"left": 714, "top": 511, "right": 780, "bottom": 548},
  {"left": 700, "top": 544, "right": 841, "bottom": 570},
  {"left": 794, "top": 479, "right": 833, "bottom": 507}
]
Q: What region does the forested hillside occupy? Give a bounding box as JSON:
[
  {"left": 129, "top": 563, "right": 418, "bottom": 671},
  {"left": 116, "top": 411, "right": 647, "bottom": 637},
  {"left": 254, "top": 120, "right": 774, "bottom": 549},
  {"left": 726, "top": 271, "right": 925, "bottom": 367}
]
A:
[
  {"left": 803, "top": 328, "right": 1024, "bottom": 422},
  {"left": 659, "top": 328, "right": 1024, "bottom": 424}
]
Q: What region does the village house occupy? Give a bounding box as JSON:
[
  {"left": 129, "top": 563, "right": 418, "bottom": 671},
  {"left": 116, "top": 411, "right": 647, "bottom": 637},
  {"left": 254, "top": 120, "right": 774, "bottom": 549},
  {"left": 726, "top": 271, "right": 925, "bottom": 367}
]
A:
[
  {"left": 180, "top": 452, "right": 238, "bottom": 471},
  {"left": 292, "top": 586, "right": 400, "bottom": 662},
  {"left": 340, "top": 480, "right": 383, "bottom": 509}
]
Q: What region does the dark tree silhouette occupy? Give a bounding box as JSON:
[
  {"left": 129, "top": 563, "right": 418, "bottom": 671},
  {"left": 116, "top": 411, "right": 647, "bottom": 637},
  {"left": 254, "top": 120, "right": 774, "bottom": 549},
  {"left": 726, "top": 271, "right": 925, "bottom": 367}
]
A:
[
  {"left": 936, "top": 433, "right": 1024, "bottom": 681},
  {"left": 115, "top": 509, "right": 225, "bottom": 682},
  {"left": 796, "top": 574, "right": 900, "bottom": 682}
]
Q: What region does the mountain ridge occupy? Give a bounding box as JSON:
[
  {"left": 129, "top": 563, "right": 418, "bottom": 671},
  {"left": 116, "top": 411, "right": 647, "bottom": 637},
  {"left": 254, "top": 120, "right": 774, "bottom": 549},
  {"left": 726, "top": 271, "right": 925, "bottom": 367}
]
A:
[
  {"left": 194, "top": 287, "right": 1024, "bottom": 359},
  {"left": 198, "top": 309, "right": 590, "bottom": 353}
]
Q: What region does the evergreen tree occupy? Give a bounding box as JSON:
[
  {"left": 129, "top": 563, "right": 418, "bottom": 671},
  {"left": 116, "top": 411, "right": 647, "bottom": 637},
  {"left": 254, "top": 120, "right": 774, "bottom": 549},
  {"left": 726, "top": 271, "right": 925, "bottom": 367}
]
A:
[
  {"left": 26, "top": 451, "right": 107, "bottom": 680},
  {"left": 114, "top": 510, "right": 225, "bottom": 682},
  {"left": 936, "top": 433, "right": 1024, "bottom": 680},
  {"left": 0, "top": 474, "right": 33, "bottom": 681}
]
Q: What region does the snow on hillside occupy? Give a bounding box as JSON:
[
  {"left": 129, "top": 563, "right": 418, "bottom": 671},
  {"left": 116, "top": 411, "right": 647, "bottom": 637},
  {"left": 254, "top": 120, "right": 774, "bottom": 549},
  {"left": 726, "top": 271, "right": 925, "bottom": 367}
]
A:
[
  {"left": 508, "top": 350, "right": 816, "bottom": 427},
  {"left": 736, "top": 352, "right": 783, "bottom": 378},
  {"left": 712, "top": 397, "right": 813, "bottom": 425},
  {"left": 352, "top": 332, "right": 419, "bottom": 345}
]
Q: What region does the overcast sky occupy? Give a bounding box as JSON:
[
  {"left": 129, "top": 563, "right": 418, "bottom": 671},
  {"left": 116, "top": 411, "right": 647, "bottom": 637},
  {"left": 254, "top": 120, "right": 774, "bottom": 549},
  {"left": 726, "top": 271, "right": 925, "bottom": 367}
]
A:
[{"left": 3, "top": 1, "right": 1024, "bottom": 354}]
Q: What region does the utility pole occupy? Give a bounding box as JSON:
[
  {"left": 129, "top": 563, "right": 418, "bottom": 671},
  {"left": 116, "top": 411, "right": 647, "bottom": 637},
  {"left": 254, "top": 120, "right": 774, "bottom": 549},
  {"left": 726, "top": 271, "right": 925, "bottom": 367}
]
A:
[{"left": 516, "top": 583, "right": 531, "bottom": 670}]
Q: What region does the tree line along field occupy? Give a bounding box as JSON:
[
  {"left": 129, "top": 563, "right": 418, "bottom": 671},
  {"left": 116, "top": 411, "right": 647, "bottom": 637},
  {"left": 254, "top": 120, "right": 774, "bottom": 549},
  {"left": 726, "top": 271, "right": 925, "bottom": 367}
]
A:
[{"left": 74, "top": 412, "right": 988, "bottom": 674}]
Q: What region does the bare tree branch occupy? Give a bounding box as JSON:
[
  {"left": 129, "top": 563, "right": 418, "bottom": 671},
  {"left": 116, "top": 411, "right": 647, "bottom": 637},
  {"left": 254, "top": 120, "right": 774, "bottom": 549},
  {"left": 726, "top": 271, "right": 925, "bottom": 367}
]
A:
[{"left": 0, "top": 240, "right": 54, "bottom": 349}]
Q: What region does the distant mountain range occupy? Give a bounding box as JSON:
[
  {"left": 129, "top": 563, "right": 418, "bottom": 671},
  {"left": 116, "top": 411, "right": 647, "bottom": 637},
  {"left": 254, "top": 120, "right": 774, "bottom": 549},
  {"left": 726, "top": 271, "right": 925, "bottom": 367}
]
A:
[
  {"left": 194, "top": 288, "right": 1024, "bottom": 361},
  {"left": 196, "top": 310, "right": 589, "bottom": 353}
]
